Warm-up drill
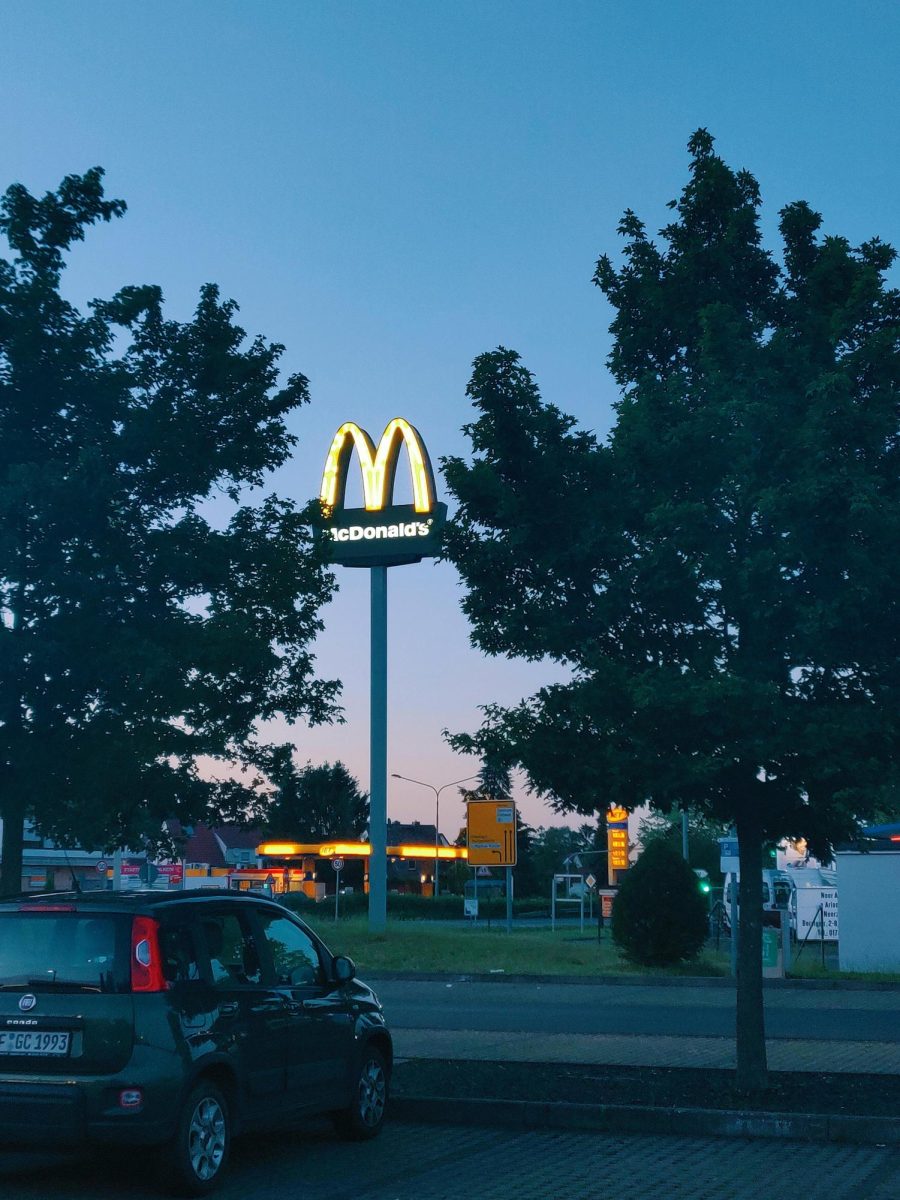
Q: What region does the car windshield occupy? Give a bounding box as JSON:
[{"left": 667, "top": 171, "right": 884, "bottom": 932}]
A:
[{"left": 0, "top": 912, "right": 130, "bottom": 992}]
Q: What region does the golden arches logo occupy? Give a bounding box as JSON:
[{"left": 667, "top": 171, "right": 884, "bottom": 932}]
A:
[{"left": 320, "top": 418, "right": 436, "bottom": 514}]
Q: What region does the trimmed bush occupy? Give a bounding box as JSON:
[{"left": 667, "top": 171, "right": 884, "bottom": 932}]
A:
[{"left": 611, "top": 841, "right": 708, "bottom": 966}]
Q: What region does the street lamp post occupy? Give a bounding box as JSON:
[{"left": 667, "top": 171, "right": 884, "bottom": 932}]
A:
[{"left": 391, "top": 773, "right": 479, "bottom": 897}]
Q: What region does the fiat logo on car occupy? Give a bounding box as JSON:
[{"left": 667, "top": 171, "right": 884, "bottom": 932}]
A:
[{"left": 18, "top": 994, "right": 37, "bottom": 1012}]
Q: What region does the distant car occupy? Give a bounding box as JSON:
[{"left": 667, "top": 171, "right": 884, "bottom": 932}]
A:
[{"left": 0, "top": 889, "right": 391, "bottom": 1195}]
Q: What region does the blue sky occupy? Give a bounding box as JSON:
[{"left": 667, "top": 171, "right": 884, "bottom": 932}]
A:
[{"left": 2, "top": 1, "right": 897, "bottom": 835}]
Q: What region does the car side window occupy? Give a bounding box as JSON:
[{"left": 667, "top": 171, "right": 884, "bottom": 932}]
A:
[
  {"left": 257, "top": 913, "right": 323, "bottom": 988},
  {"left": 198, "top": 912, "right": 263, "bottom": 987},
  {"left": 159, "top": 919, "right": 201, "bottom": 984}
]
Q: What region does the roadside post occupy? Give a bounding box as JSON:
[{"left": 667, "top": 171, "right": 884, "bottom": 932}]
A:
[
  {"left": 719, "top": 833, "right": 740, "bottom": 976},
  {"left": 332, "top": 857, "right": 344, "bottom": 919}
]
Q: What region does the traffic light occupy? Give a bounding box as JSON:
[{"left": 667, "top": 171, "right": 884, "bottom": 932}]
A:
[
  {"left": 693, "top": 868, "right": 711, "bottom": 894},
  {"left": 764, "top": 842, "right": 778, "bottom": 864}
]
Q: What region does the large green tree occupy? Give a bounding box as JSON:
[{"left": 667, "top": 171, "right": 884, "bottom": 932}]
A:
[
  {"left": 638, "top": 810, "right": 729, "bottom": 884},
  {"left": 0, "top": 169, "right": 339, "bottom": 895},
  {"left": 443, "top": 131, "right": 899, "bottom": 1091},
  {"left": 263, "top": 754, "right": 369, "bottom": 841}
]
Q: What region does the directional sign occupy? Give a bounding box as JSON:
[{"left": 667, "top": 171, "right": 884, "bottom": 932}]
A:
[{"left": 467, "top": 800, "right": 517, "bottom": 866}]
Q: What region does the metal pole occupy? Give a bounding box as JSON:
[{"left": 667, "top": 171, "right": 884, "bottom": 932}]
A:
[
  {"left": 506, "top": 866, "right": 512, "bottom": 933},
  {"left": 681, "top": 810, "right": 689, "bottom": 861},
  {"left": 729, "top": 875, "right": 739, "bottom": 977},
  {"left": 434, "top": 785, "right": 440, "bottom": 898},
  {"left": 820, "top": 905, "right": 826, "bottom": 970},
  {"left": 369, "top": 566, "right": 388, "bottom": 933},
  {"left": 113, "top": 847, "right": 122, "bottom": 892}
]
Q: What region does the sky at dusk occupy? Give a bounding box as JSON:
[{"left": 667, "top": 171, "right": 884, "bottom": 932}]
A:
[{"left": 2, "top": 1, "right": 897, "bottom": 840}]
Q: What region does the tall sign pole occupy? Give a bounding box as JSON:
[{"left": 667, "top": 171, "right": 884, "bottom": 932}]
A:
[
  {"left": 318, "top": 418, "right": 447, "bottom": 933},
  {"left": 369, "top": 565, "right": 388, "bottom": 932}
]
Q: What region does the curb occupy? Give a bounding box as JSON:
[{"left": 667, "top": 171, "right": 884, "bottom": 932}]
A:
[
  {"left": 366, "top": 970, "right": 900, "bottom": 992},
  {"left": 390, "top": 1095, "right": 900, "bottom": 1145}
]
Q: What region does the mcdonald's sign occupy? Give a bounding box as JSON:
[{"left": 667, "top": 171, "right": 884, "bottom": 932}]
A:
[{"left": 318, "top": 418, "right": 447, "bottom": 566}]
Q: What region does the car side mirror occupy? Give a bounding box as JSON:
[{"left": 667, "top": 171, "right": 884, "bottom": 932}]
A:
[{"left": 333, "top": 955, "right": 356, "bottom": 983}]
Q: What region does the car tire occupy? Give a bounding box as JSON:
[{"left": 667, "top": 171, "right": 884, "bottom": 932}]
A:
[
  {"left": 332, "top": 1045, "right": 389, "bottom": 1140},
  {"left": 159, "top": 1080, "right": 231, "bottom": 1197}
]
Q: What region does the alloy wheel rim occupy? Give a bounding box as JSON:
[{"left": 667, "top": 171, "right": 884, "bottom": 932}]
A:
[
  {"left": 188, "top": 1096, "right": 227, "bottom": 1180},
  {"left": 358, "top": 1059, "right": 386, "bottom": 1126}
]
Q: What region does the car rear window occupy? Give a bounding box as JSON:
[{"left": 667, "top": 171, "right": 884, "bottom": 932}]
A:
[{"left": 0, "top": 912, "right": 131, "bottom": 993}]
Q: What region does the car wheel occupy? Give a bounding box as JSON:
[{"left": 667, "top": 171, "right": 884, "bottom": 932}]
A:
[
  {"left": 160, "top": 1081, "right": 231, "bottom": 1196},
  {"left": 333, "top": 1045, "right": 389, "bottom": 1140}
]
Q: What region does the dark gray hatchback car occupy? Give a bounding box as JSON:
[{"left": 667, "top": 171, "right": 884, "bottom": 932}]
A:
[{"left": 0, "top": 890, "right": 392, "bottom": 1195}]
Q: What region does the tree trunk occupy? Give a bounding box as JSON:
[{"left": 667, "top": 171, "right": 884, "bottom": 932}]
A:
[
  {"left": 0, "top": 797, "right": 26, "bottom": 898},
  {"left": 735, "top": 809, "right": 767, "bottom": 1093}
]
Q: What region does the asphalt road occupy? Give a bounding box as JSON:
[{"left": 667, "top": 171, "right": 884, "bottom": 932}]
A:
[
  {"left": 2, "top": 1120, "right": 899, "bottom": 1200},
  {"left": 373, "top": 979, "right": 900, "bottom": 1043}
]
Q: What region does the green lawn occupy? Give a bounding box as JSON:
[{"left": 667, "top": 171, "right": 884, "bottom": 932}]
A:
[
  {"left": 304, "top": 916, "right": 732, "bottom": 977},
  {"left": 301, "top": 916, "right": 900, "bottom": 983}
]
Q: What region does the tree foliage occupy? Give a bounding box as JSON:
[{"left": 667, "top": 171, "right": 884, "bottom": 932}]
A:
[
  {"left": 0, "top": 169, "right": 339, "bottom": 893},
  {"left": 611, "top": 841, "right": 709, "bottom": 966},
  {"left": 263, "top": 755, "right": 369, "bottom": 841},
  {"left": 442, "top": 131, "right": 899, "bottom": 1088},
  {"left": 637, "top": 811, "right": 729, "bottom": 883}
]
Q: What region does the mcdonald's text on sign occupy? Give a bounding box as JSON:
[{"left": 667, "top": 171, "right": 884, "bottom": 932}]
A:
[
  {"left": 319, "top": 418, "right": 447, "bottom": 567},
  {"left": 467, "top": 800, "right": 517, "bottom": 867}
]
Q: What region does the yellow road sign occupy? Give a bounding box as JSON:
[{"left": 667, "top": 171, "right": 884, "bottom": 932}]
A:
[{"left": 467, "top": 800, "right": 517, "bottom": 866}]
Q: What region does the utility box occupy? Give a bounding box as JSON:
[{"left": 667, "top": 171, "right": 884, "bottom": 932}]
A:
[{"left": 762, "top": 927, "right": 784, "bottom": 978}]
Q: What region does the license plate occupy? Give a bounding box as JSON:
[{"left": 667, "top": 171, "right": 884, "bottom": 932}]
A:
[{"left": 0, "top": 1030, "right": 71, "bottom": 1056}]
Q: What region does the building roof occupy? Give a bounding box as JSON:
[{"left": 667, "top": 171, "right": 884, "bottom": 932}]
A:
[
  {"left": 386, "top": 820, "right": 449, "bottom": 847},
  {"left": 165, "top": 821, "right": 264, "bottom": 867}
]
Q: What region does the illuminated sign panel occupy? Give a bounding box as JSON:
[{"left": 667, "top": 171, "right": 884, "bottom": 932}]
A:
[
  {"left": 606, "top": 805, "right": 629, "bottom": 872},
  {"left": 467, "top": 800, "right": 517, "bottom": 866},
  {"left": 319, "top": 418, "right": 447, "bottom": 567}
]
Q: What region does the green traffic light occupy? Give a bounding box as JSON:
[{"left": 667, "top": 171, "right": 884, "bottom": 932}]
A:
[{"left": 700, "top": 881, "right": 711, "bottom": 893}]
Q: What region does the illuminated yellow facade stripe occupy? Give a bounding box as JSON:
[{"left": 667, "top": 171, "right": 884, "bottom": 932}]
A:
[
  {"left": 396, "top": 844, "right": 465, "bottom": 860},
  {"left": 320, "top": 418, "right": 436, "bottom": 513},
  {"left": 257, "top": 840, "right": 468, "bottom": 860}
]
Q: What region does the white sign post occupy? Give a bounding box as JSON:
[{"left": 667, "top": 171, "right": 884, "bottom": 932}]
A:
[{"left": 332, "top": 858, "right": 344, "bottom": 920}]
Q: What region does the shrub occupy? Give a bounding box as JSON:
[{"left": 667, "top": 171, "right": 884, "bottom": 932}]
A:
[{"left": 611, "top": 841, "right": 708, "bottom": 966}]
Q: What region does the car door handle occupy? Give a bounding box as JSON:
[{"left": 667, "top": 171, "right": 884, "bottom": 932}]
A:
[{"left": 217, "top": 1001, "right": 239, "bottom": 1017}]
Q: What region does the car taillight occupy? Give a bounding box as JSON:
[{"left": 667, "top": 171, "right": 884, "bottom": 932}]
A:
[{"left": 130, "top": 916, "right": 166, "bottom": 993}]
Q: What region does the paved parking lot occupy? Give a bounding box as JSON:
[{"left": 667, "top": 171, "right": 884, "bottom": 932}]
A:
[{"left": 2, "top": 1119, "right": 899, "bottom": 1200}]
